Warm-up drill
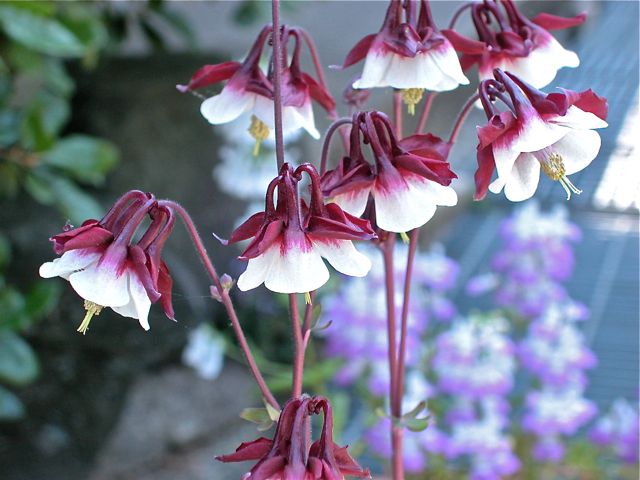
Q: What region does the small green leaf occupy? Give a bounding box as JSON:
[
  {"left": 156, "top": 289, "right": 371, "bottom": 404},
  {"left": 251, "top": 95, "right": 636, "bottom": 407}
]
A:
[
  {"left": 0, "top": 111, "right": 21, "bottom": 147},
  {"left": 0, "top": 286, "right": 27, "bottom": 330},
  {"left": 27, "top": 169, "right": 103, "bottom": 223},
  {"left": 0, "top": 163, "right": 21, "bottom": 198},
  {"left": 152, "top": 8, "right": 196, "bottom": 49},
  {"left": 265, "top": 401, "right": 280, "bottom": 422},
  {"left": 403, "top": 415, "right": 430, "bottom": 432},
  {"left": 0, "top": 331, "right": 39, "bottom": 387},
  {"left": 240, "top": 407, "right": 275, "bottom": 432},
  {"left": 25, "top": 281, "right": 61, "bottom": 320},
  {"left": 21, "top": 92, "right": 70, "bottom": 151},
  {"left": 0, "top": 6, "right": 86, "bottom": 57},
  {"left": 0, "top": 385, "right": 25, "bottom": 421},
  {"left": 0, "top": 234, "right": 11, "bottom": 270},
  {"left": 41, "top": 135, "right": 119, "bottom": 186},
  {"left": 403, "top": 400, "right": 427, "bottom": 420}
]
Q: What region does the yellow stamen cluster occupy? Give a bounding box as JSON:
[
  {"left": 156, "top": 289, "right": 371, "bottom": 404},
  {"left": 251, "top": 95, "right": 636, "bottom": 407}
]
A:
[
  {"left": 304, "top": 292, "right": 312, "bottom": 305},
  {"left": 77, "top": 300, "right": 103, "bottom": 335},
  {"left": 541, "top": 153, "right": 582, "bottom": 200},
  {"left": 399, "top": 231, "right": 410, "bottom": 244},
  {"left": 248, "top": 115, "right": 270, "bottom": 156},
  {"left": 402, "top": 88, "right": 424, "bottom": 116}
]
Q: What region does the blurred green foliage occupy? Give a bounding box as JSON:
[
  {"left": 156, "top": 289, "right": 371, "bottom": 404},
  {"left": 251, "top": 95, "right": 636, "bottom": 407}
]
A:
[{"left": 0, "top": 0, "right": 191, "bottom": 421}]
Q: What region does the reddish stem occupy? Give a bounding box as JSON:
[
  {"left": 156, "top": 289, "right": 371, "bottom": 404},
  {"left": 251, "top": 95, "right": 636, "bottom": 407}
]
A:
[
  {"left": 415, "top": 91, "right": 437, "bottom": 134},
  {"left": 449, "top": 92, "right": 481, "bottom": 144},
  {"left": 302, "top": 290, "right": 317, "bottom": 334},
  {"left": 395, "top": 228, "right": 419, "bottom": 411},
  {"left": 382, "top": 235, "right": 398, "bottom": 411},
  {"left": 448, "top": 2, "right": 473, "bottom": 29},
  {"left": 289, "top": 293, "right": 305, "bottom": 398},
  {"left": 161, "top": 200, "right": 280, "bottom": 410},
  {"left": 392, "top": 426, "right": 405, "bottom": 480},
  {"left": 320, "top": 117, "right": 352, "bottom": 174},
  {"left": 271, "top": 0, "right": 285, "bottom": 170}
]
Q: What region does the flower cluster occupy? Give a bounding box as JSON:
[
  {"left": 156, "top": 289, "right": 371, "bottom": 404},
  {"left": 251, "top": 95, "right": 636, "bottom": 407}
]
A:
[
  {"left": 178, "top": 24, "right": 335, "bottom": 152},
  {"left": 589, "top": 398, "right": 640, "bottom": 464},
  {"left": 473, "top": 69, "right": 608, "bottom": 202},
  {"left": 39, "top": 191, "right": 176, "bottom": 333},
  {"left": 217, "top": 395, "right": 370, "bottom": 479},
  {"left": 223, "top": 163, "right": 375, "bottom": 294},
  {"left": 321, "top": 111, "right": 458, "bottom": 233},
  {"left": 444, "top": 0, "right": 585, "bottom": 88},
  {"left": 338, "top": 0, "right": 468, "bottom": 113}
]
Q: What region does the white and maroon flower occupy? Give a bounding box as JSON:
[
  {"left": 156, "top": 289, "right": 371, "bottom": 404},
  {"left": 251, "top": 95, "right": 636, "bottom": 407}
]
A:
[
  {"left": 340, "top": 0, "right": 468, "bottom": 94},
  {"left": 321, "top": 111, "right": 457, "bottom": 233},
  {"left": 224, "top": 163, "right": 375, "bottom": 294},
  {"left": 178, "top": 26, "right": 335, "bottom": 148},
  {"left": 39, "top": 191, "right": 175, "bottom": 333},
  {"left": 474, "top": 69, "right": 608, "bottom": 202},
  {"left": 443, "top": 0, "right": 585, "bottom": 89},
  {"left": 217, "top": 396, "right": 370, "bottom": 480}
]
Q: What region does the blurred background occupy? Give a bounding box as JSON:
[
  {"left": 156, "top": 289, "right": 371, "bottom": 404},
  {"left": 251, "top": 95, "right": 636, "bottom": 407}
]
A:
[{"left": 0, "top": 1, "right": 637, "bottom": 479}]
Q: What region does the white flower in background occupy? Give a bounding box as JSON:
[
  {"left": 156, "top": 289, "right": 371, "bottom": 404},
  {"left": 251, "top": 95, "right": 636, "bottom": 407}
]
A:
[{"left": 182, "top": 323, "right": 226, "bottom": 381}]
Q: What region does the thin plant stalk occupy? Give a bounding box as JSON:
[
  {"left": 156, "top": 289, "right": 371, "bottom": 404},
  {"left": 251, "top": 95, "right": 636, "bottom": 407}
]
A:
[
  {"left": 449, "top": 92, "right": 481, "bottom": 144},
  {"left": 415, "top": 91, "right": 437, "bottom": 134},
  {"left": 271, "top": 0, "right": 285, "bottom": 170},
  {"left": 289, "top": 293, "right": 305, "bottom": 398},
  {"left": 160, "top": 200, "right": 280, "bottom": 410}
]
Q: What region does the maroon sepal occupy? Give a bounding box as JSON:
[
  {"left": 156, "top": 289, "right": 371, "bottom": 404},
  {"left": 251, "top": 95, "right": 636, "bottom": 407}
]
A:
[{"left": 176, "top": 61, "right": 241, "bottom": 92}]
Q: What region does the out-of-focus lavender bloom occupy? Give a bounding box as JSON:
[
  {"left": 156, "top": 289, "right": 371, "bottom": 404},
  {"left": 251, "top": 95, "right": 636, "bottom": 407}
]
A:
[
  {"left": 443, "top": 398, "right": 520, "bottom": 479},
  {"left": 590, "top": 398, "right": 640, "bottom": 464},
  {"left": 523, "top": 386, "right": 597, "bottom": 437},
  {"left": 467, "top": 201, "right": 582, "bottom": 318},
  {"left": 519, "top": 303, "right": 597, "bottom": 386},
  {"left": 182, "top": 323, "right": 226, "bottom": 380},
  {"left": 533, "top": 435, "right": 566, "bottom": 463},
  {"left": 323, "top": 244, "right": 458, "bottom": 393},
  {"left": 433, "top": 316, "right": 515, "bottom": 398}
]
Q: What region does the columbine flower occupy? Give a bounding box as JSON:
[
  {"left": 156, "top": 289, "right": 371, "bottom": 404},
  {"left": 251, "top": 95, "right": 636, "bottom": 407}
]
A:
[
  {"left": 474, "top": 69, "right": 608, "bottom": 202},
  {"left": 321, "top": 111, "right": 457, "bottom": 233},
  {"left": 443, "top": 0, "right": 585, "bottom": 88},
  {"left": 223, "top": 163, "right": 374, "bottom": 294},
  {"left": 337, "top": 0, "right": 468, "bottom": 113},
  {"left": 217, "top": 396, "right": 370, "bottom": 480},
  {"left": 39, "top": 191, "right": 175, "bottom": 333},
  {"left": 178, "top": 25, "right": 334, "bottom": 153}
]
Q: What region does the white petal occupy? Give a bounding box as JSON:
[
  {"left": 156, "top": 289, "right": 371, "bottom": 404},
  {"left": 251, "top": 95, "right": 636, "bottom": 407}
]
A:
[
  {"left": 549, "top": 106, "right": 608, "bottom": 130},
  {"left": 489, "top": 176, "right": 507, "bottom": 194},
  {"left": 313, "top": 240, "right": 371, "bottom": 277},
  {"left": 69, "top": 264, "right": 130, "bottom": 308},
  {"left": 503, "top": 153, "right": 541, "bottom": 202},
  {"left": 550, "top": 129, "right": 601, "bottom": 175},
  {"left": 264, "top": 244, "right": 330, "bottom": 294},
  {"left": 282, "top": 101, "right": 320, "bottom": 139},
  {"left": 252, "top": 95, "right": 276, "bottom": 129},
  {"left": 353, "top": 51, "right": 393, "bottom": 89},
  {"left": 130, "top": 275, "right": 152, "bottom": 330},
  {"left": 425, "top": 182, "right": 458, "bottom": 206},
  {"left": 511, "top": 114, "right": 568, "bottom": 154},
  {"left": 384, "top": 53, "right": 432, "bottom": 89},
  {"left": 111, "top": 275, "right": 151, "bottom": 329},
  {"left": 373, "top": 174, "right": 451, "bottom": 232},
  {"left": 427, "top": 43, "right": 469, "bottom": 91},
  {"left": 237, "top": 249, "right": 274, "bottom": 292},
  {"left": 330, "top": 187, "right": 371, "bottom": 218},
  {"left": 200, "top": 86, "right": 253, "bottom": 125},
  {"left": 39, "top": 249, "right": 101, "bottom": 280}
]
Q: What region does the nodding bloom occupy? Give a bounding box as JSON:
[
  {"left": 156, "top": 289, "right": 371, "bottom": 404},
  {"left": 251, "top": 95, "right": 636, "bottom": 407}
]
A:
[
  {"left": 337, "top": 0, "right": 468, "bottom": 113},
  {"left": 223, "top": 163, "right": 375, "bottom": 294},
  {"left": 217, "top": 396, "right": 370, "bottom": 480},
  {"left": 443, "top": 0, "right": 585, "bottom": 89},
  {"left": 39, "top": 191, "right": 175, "bottom": 333},
  {"left": 178, "top": 25, "right": 334, "bottom": 153},
  {"left": 321, "top": 111, "right": 457, "bottom": 233},
  {"left": 474, "top": 69, "right": 608, "bottom": 202}
]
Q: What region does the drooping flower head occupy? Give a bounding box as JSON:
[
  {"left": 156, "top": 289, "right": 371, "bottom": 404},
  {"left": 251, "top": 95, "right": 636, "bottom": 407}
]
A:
[
  {"left": 474, "top": 68, "right": 608, "bottom": 202},
  {"left": 337, "top": 0, "right": 468, "bottom": 113},
  {"left": 443, "top": 0, "right": 585, "bottom": 88},
  {"left": 178, "top": 25, "right": 335, "bottom": 153},
  {"left": 321, "top": 111, "right": 457, "bottom": 233},
  {"left": 217, "top": 396, "right": 370, "bottom": 479},
  {"left": 39, "top": 190, "right": 176, "bottom": 333},
  {"left": 223, "top": 163, "right": 375, "bottom": 294}
]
